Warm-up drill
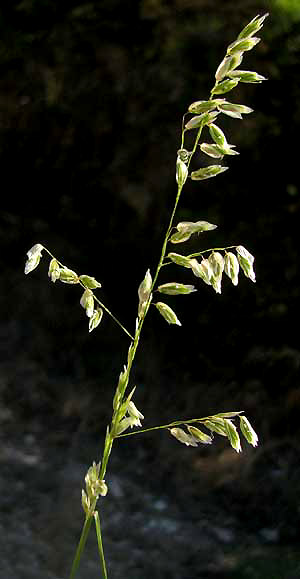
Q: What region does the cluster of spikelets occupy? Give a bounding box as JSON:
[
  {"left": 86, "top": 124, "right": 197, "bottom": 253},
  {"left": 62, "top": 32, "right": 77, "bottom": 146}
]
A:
[
  {"left": 137, "top": 233, "right": 256, "bottom": 328},
  {"left": 150, "top": 14, "right": 269, "bottom": 328},
  {"left": 169, "top": 240, "right": 256, "bottom": 291},
  {"left": 170, "top": 412, "right": 258, "bottom": 453},
  {"left": 24, "top": 243, "right": 103, "bottom": 332},
  {"left": 24, "top": 244, "right": 146, "bottom": 438},
  {"left": 175, "top": 13, "right": 268, "bottom": 189},
  {"left": 81, "top": 461, "right": 107, "bottom": 517}
]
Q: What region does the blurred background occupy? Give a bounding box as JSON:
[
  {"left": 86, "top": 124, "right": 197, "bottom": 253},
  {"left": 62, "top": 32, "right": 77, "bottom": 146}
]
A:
[{"left": 1, "top": 0, "right": 300, "bottom": 577}]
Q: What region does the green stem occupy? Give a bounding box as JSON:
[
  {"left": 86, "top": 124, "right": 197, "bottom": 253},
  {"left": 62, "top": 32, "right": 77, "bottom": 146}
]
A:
[
  {"left": 153, "top": 186, "right": 183, "bottom": 285},
  {"left": 94, "top": 511, "right": 108, "bottom": 579},
  {"left": 69, "top": 515, "right": 93, "bottom": 579},
  {"left": 149, "top": 126, "right": 203, "bottom": 293}
]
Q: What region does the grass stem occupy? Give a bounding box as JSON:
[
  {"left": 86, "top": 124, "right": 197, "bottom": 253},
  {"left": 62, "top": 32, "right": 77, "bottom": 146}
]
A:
[
  {"left": 69, "top": 515, "right": 93, "bottom": 579},
  {"left": 94, "top": 510, "right": 108, "bottom": 579}
]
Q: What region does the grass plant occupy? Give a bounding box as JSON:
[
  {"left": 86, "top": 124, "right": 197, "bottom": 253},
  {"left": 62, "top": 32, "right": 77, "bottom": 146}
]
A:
[{"left": 24, "top": 13, "right": 268, "bottom": 578}]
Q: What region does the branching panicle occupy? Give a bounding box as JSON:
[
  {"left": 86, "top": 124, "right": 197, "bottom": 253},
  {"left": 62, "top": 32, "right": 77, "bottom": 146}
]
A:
[{"left": 24, "top": 13, "right": 268, "bottom": 579}]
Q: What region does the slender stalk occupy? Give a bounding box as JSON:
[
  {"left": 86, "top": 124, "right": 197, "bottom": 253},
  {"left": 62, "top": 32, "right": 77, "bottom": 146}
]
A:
[
  {"left": 151, "top": 185, "right": 183, "bottom": 290},
  {"left": 91, "top": 295, "right": 134, "bottom": 341},
  {"left": 149, "top": 126, "right": 204, "bottom": 292},
  {"left": 70, "top": 515, "right": 94, "bottom": 579},
  {"left": 187, "top": 245, "right": 238, "bottom": 258},
  {"left": 94, "top": 511, "right": 108, "bottom": 579}
]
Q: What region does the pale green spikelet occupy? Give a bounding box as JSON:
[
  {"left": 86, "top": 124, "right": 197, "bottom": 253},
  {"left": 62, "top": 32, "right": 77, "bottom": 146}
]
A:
[
  {"left": 155, "top": 302, "right": 182, "bottom": 326},
  {"left": 24, "top": 243, "right": 44, "bottom": 275}
]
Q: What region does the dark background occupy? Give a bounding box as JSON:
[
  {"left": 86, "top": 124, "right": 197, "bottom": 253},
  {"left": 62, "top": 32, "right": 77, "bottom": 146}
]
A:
[{"left": 1, "top": 1, "right": 300, "bottom": 577}]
